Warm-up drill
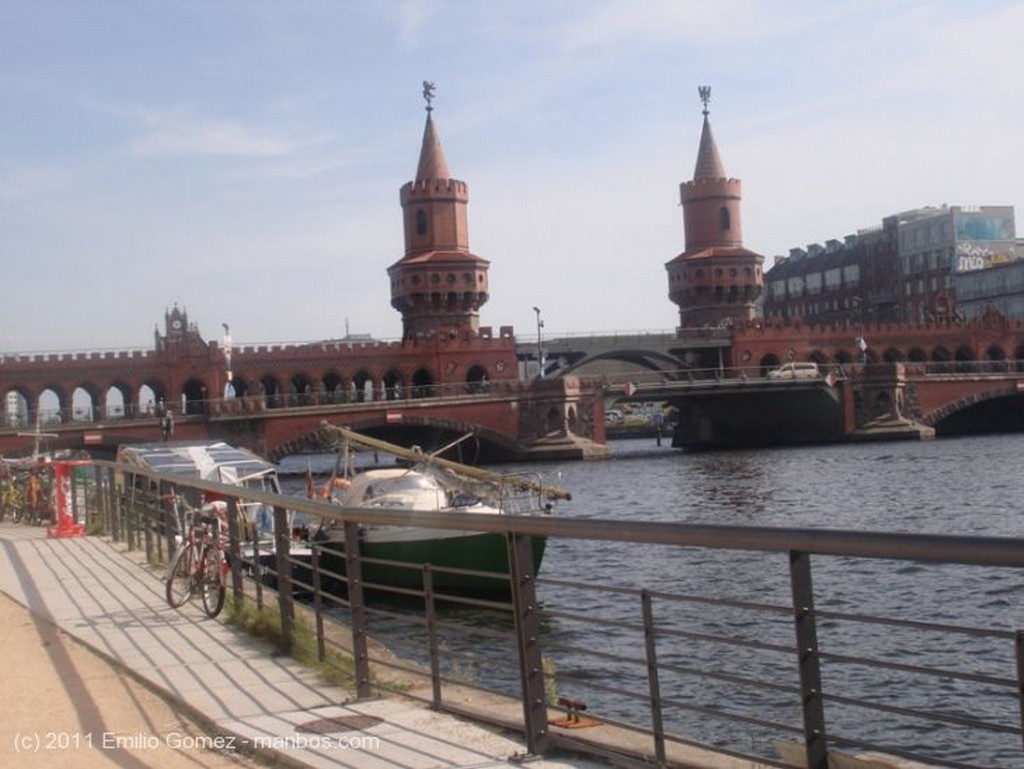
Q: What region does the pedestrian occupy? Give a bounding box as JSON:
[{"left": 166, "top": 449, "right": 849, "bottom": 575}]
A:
[{"left": 161, "top": 410, "right": 174, "bottom": 441}]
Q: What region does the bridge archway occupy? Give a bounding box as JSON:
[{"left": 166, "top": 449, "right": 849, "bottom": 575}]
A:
[
  {"left": 466, "top": 364, "right": 488, "bottom": 393},
  {"left": 139, "top": 383, "right": 161, "bottom": 415},
  {"left": 383, "top": 370, "right": 403, "bottom": 400},
  {"left": 322, "top": 371, "right": 345, "bottom": 403},
  {"left": 3, "top": 387, "right": 30, "bottom": 428},
  {"left": 39, "top": 386, "right": 65, "bottom": 425},
  {"left": 352, "top": 371, "right": 373, "bottom": 402},
  {"left": 182, "top": 378, "right": 208, "bottom": 415},
  {"left": 269, "top": 417, "right": 520, "bottom": 464},
  {"left": 986, "top": 344, "right": 1006, "bottom": 361},
  {"left": 260, "top": 375, "right": 282, "bottom": 408},
  {"left": 925, "top": 390, "right": 1024, "bottom": 435},
  {"left": 290, "top": 373, "right": 314, "bottom": 407},
  {"left": 105, "top": 381, "right": 133, "bottom": 419},
  {"left": 412, "top": 368, "right": 434, "bottom": 398},
  {"left": 557, "top": 348, "right": 687, "bottom": 379}
]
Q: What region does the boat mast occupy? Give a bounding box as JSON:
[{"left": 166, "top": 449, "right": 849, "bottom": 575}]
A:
[{"left": 318, "top": 422, "right": 572, "bottom": 501}]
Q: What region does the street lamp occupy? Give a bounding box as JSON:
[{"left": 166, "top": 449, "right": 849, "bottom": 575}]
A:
[
  {"left": 222, "top": 322, "right": 234, "bottom": 398},
  {"left": 851, "top": 296, "right": 867, "bottom": 364},
  {"left": 532, "top": 306, "right": 545, "bottom": 379}
]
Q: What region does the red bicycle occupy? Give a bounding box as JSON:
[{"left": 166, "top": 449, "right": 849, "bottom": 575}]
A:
[{"left": 165, "top": 496, "right": 228, "bottom": 618}]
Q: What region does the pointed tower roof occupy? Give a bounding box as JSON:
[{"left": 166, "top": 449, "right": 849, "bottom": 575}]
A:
[
  {"left": 693, "top": 113, "right": 726, "bottom": 180},
  {"left": 415, "top": 105, "right": 450, "bottom": 182}
]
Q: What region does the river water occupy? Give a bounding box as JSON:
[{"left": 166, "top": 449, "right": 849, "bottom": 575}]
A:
[{"left": 284, "top": 435, "right": 1024, "bottom": 767}]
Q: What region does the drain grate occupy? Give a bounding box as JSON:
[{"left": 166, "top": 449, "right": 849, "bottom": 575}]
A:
[{"left": 295, "top": 715, "right": 383, "bottom": 734}]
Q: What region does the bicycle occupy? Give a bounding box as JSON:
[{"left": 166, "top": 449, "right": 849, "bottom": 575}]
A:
[{"left": 164, "top": 495, "right": 228, "bottom": 618}]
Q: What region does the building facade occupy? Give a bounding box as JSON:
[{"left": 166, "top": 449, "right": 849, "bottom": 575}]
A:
[{"left": 764, "top": 205, "right": 1023, "bottom": 327}]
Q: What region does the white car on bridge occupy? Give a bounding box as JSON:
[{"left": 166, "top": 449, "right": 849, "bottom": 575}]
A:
[{"left": 767, "top": 362, "right": 821, "bottom": 380}]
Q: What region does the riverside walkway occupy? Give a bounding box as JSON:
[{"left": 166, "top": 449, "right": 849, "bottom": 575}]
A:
[{"left": 0, "top": 524, "right": 608, "bottom": 769}]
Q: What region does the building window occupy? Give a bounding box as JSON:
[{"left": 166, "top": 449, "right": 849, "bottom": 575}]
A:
[
  {"left": 415, "top": 210, "right": 428, "bottom": 235},
  {"left": 718, "top": 207, "right": 731, "bottom": 230}
]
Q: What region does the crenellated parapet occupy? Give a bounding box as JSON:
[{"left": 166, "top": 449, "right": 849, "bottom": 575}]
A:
[
  {"left": 729, "top": 306, "right": 1024, "bottom": 373},
  {"left": 679, "top": 176, "right": 742, "bottom": 200},
  {"left": 400, "top": 178, "right": 469, "bottom": 202}
]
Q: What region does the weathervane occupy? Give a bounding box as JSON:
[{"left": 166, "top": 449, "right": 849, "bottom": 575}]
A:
[
  {"left": 422, "top": 80, "right": 436, "bottom": 112},
  {"left": 698, "top": 85, "right": 711, "bottom": 116}
]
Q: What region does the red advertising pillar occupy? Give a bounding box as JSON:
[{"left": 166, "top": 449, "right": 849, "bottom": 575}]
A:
[{"left": 46, "top": 460, "right": 86, "bottom": 538}]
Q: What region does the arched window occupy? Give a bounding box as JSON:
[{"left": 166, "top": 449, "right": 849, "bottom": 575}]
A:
[
  {"left": 718, "top": 206, "right": 731, "bottom": 230},
  {"left": 415, "top": 209, "right": 428, "bottom": 235}
]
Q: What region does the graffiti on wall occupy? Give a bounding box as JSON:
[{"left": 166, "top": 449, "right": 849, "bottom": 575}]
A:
[{"left": 956, "top": 240, "right": 1020, "bottom": 273}]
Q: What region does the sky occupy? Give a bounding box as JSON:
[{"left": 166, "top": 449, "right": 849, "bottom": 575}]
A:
[{"left": 2, "top": 1, "right": 1023, "bottom": 353}]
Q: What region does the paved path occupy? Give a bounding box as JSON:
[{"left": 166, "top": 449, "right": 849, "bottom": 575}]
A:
[{"left": 0, "top": 524, "right": 607, "bottom": 769}]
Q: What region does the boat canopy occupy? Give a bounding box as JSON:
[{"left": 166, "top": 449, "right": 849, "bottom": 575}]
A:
[{"left": 116, "top": 442, "right": 278, "bottom": 487}]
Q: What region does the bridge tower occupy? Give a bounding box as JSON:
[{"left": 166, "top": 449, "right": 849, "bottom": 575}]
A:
[
  {"left": 389, "top": 83, "right": 490, "bottom": 341},
  {"left": 665, "top": 87, "right": 763, "bottom": 329}
]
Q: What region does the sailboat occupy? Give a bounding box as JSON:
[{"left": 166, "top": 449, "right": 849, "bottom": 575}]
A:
[{"left": 312, "top": 423, "right": 570, "bottom": 595}]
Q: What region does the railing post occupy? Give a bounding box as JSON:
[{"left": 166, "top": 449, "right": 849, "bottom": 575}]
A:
[
  {"left": 1016, "top": 630, "right": 1024, "bottom": 751},
  {"left": 423, "top": 564, "right": 442, "bottom": 709},
  {"left": 789, "top": 550, "right": 828, "bottom": 769},
  {"left": 641, "top": 589, "right": 666, "bottom": 766},
  {"left": 226, "top": 499, "right": 244, "bottom": 610},
  {"left": 311, "top": 543, "right": 326, "bottom": 662},
  {"left": 344, "top": 520, "right": 372, "bottom": 698},
  {"left": 507, "top": 532, "right": 548, "bottom": 755},
  {"left": 273, "top": 505, "right": 294, "bottom": 655},
  {"left": 252, "top": 535, "right": 264, "bottom": 610}
]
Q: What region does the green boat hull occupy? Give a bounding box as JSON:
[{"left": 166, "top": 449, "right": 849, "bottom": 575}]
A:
[{"left": 319, "top": 530, "right": 547, "bottom": 597}]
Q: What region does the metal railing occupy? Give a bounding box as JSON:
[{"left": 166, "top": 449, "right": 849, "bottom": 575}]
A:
[{"left": 68, "top": 462, "right": 1024, "bottom": 769}]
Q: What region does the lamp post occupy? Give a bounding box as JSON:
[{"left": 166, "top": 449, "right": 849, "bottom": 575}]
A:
[
  {"left": 532, "top": 306, "right": 545, "bottom": 379},
  {"left": 851, "top": 296, "right": 867, "bottom": 364},
  {"left": 222, "top": 323, "right": 234, "bottom": 398}
]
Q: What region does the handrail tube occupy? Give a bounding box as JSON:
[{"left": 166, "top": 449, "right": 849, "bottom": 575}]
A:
[
  {"left": 817, "top": 649, "right": 1016, "bottom": 688},
  {"left": 814, "top": 607, "right": 1017, "bottom": 639},
  {"left": 654, "top": 659, "right": 798, "bottom": 695},
  {"left": 92, "top": 460, "right": 1024, "bottom": 568},
  {"left": 821, "top": 690, "right": 1019, "bottom": 734},
  {"left": 657, "top": 692, "right": 802, "bottom": 738}
]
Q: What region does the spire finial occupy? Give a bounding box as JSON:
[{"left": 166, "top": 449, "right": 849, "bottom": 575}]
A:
[
  {"left": 422, "top": 80, "right": 436, "bottom": 112},
  {"left": 698, "top": 85, "right": 711, "bottom": 116}
]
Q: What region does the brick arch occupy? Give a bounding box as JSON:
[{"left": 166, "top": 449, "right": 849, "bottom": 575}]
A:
[
  {"left": 39, "top": 384, "right": 69, "bottom": 422},
  {"left": 1, "top": 385, "right": 32, "bottom": 428},
  {"left": 265, "top": 416, "right": 519, "bottom": 464},
  {"left": 559, "top": 348, "right": 685, "bottom": 377},
  {"left": 71, "top": 382, "right": 103, "bottom": 422},
  {"left": 104, "top": 380, "right": 134, "bottom": 419},
  {"left": 921, "top": 388, "right": 1021, "bottom": 427}
]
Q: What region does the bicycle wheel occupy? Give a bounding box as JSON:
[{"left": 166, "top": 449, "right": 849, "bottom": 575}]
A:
[
  {"left": 166, "top": 543, "right": 196, "bottom": 608},
  {"left": 200, "top": 546, "right": 226, "bottom": 618}
]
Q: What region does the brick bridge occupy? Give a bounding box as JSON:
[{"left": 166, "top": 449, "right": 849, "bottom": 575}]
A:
[
  {"left": 617, "top": 361, "right": 1024, "bottom": 449},
  {"left": 0, "top": 378, "right": 607, "bottom": 463},
  {"left": 0, "top": 308, "right": 608, "bottom": 462}
]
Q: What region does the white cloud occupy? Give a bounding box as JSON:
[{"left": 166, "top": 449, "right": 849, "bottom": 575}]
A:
[{"left": 129, "top": 110, "right": 325, "bottom": 158}]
